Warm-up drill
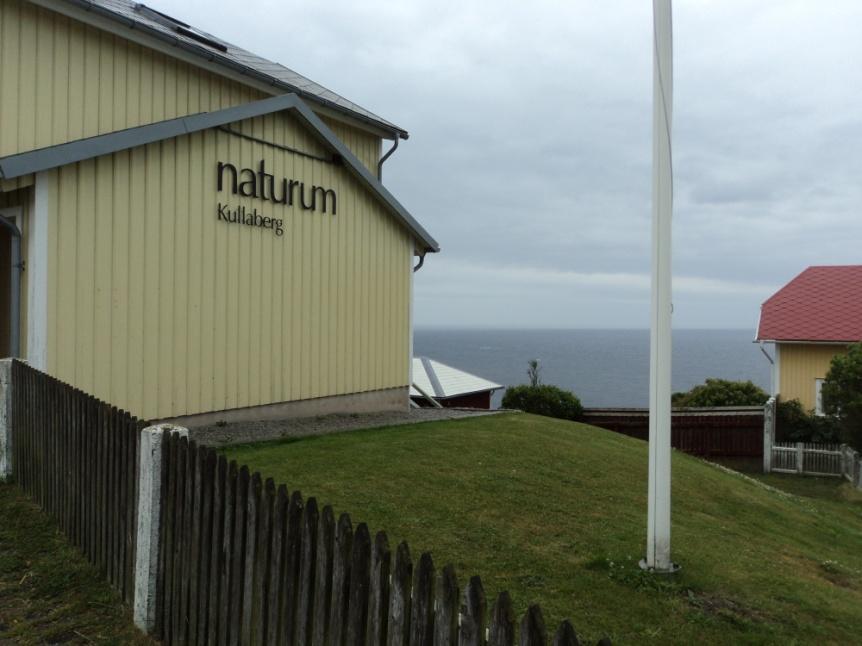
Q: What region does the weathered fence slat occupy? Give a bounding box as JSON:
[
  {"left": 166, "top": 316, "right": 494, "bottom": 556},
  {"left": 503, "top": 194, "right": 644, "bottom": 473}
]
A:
[
  {"left": 552, "top": 620, "right": 579, "bottom": 646},
  {"left": 489, "top": 592, "right": 516, "bottom": 646},
  {"left": 312, "top": 504, "right": 336, "bottom": 646},
  {"left": 297, "top": 496, "right": 320, "bottom": 645},
  {"left": 367, "top": 531, "right": 391, "bottom": 646},
  {"left": 252, "top": 478, "right": 275, "bottom": 645},
  {"left": 229, "top": 465, "right": 250, "bottom": 646},
  {"left": 125, "top": 418, "right": 138, "bottom": 605},
  {"left": 329, "top": 512, "right": 354, "bottom": 646},
  {"left": 197, "top": 448, "right": 218, "bottom": 642},
  {"left": 112, "top": 410, "right": 123, "bottom": 595},
  {"left": 206, "top": 455, "right": 227, "bottom": 646},
  {"left": 154, "top": 430, "right": 173, "bottom": 641},
  {"left": 347, "top": 522, "right": 372, "bottom": 646},
  {"left": 387, "top": 541, "right": 413, "bottom": 646},
  {"left": 179, "top": 440, "right": 197, "bottom": 644},
  {"left": 519, "top": 605, "right": 547, "bottom": 646},
  {"left": 188, "top": 442, "right": 205, "bottom": 646},
  {"left": 410, "top": 552, "right": 436, "bottom": 646},
  {"left": 459, "top": 576, "right": 486, "bottom": 646},
  {"left": 241, "top": 471, "right": 262, "bottom": 645},
  {"left": 280, "top": 489, "right": 304, "bottom": 644},
  {"left": 218, "top": 461, "right": 239, "bottom": 646},
  {"left": 266, "top": 485, "right": 289, "bottom": 646},
  {"left": 434, "top": 565, "right": 459, "bottom": 646}
]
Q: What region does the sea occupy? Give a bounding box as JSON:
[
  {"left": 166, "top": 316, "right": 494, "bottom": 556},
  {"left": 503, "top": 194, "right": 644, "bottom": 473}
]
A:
[{"left": 413, "top": 329, "right": 771, "bottom": 409}]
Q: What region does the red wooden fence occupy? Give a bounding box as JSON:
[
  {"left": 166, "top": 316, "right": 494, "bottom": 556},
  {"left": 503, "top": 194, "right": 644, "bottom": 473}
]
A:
[{"left": 582, "top": 407, "right": 764, "bottom": 458}]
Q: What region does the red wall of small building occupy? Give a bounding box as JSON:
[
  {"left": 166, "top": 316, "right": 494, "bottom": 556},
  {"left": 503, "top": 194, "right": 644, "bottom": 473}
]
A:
[{"left": 411, "top": 391, "right": 493, "bottom": 410}]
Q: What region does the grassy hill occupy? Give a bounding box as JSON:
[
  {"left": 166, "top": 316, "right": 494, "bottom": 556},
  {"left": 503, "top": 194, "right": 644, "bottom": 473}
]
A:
[{"left": 223, "top": 413, "right": 862, "bottom": 644}]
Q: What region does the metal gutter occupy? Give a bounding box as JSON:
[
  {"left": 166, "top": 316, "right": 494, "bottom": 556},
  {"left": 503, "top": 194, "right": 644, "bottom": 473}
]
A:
[{"left": 52, "top": 0, "right": 410, "bottom": 140}]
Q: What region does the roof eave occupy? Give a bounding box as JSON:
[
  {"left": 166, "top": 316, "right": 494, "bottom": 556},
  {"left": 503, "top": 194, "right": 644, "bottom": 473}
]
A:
[{"left": 758, "top": 338, "right": 858, "bottom": 345}]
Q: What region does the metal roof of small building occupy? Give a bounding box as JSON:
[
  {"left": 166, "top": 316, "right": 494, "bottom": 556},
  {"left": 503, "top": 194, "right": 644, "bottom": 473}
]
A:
[
  {"left": 410, "top": 357, "right": 503, "bottom": 399},
  {"left": 756, "top": 265, "right": 862, "bottom": 343},
  {"left": 55, "top": 0, "right": 408, "bottom": 138}
]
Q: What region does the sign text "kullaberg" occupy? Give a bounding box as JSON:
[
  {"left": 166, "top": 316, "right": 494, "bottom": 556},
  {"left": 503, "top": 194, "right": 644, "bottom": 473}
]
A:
[{"left": 216, "top": 160, "right": 338, "bottom": 237}]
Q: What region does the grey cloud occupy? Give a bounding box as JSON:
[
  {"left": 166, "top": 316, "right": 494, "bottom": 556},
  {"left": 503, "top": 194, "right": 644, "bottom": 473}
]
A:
[{"left": 162, "top": 0, "right": 862, "bottom": 328}]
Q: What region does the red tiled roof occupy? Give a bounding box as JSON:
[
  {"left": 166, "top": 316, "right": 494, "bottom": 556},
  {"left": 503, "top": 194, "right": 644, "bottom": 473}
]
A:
[{"left": 757, "top": 265, "right": 862, "bottom": 342}]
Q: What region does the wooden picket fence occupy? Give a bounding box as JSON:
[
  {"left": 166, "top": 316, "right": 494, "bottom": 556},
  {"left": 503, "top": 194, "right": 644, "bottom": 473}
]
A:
[
  {"left": 6, "top": 360, "right": 607, "bottom": 645},
  {"left": 156, "top": 432, "right": 596, "bottom": 645},
  {"left": 9, "top": 359, "right": 145, "bottom": 605}
]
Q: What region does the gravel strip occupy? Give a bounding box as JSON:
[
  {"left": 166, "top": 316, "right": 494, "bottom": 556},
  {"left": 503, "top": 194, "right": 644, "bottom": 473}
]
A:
[{"left": 191, "top": 407, "right": 507, "bottom": 447}]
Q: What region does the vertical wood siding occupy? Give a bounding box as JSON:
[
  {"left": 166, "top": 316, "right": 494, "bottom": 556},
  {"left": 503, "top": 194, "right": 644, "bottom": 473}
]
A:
[
  {"left": 778, "top": 343, "right": 849, "bottom": 410},
  {"left": 0, "top": 0, "right": 383, "bottom": 173},
  {"left": 43, "top": 111, "right": 413, "bottom": 421},
  {"left": 322, "top": 116, "right": 383, "bottom": 177}
]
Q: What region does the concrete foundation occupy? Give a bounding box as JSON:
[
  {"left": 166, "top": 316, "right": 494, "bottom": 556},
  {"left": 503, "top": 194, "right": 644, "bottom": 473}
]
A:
[{"left": 159, "top": 386, "right": 410, "bottom": 429}]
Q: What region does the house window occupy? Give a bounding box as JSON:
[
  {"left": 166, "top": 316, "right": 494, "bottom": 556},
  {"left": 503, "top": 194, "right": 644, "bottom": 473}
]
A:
[{"left": 815, "top": 378, "right": 825, "bottom": 416}]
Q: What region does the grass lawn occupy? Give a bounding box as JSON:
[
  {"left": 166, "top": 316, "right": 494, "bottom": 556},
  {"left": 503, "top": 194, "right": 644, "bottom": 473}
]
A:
[
  {"left": 0, "top": 484, "right": 151, "bottom": 645},
  {"left": 223, "top": 413, "right": 862, "bottom": 644}
]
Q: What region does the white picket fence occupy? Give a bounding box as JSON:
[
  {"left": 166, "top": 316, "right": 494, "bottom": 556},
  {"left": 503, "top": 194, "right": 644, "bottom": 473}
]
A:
[
  {"left": 839, "top": 445, "right": 862, "bottom": 489},
  {"left": 770, "top": 442, "right": 843, "bottom": 477},
  {"left": 762, "top": 397, "right": 862, "bottom": 488}
]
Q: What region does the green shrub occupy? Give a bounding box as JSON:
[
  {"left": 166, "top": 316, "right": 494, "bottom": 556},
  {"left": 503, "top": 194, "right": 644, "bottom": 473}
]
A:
[
  {"left": 822, "top": 342, "right": 862, "bottom": 449},
  {"left": 776, "top": 399, "right": 842, "bottom": 443},
  {"left": 501, "top": 384, "right": 584, "bottom": 421},
  {"left": 671, "top": 378, "right": 769, "bottom": 408}
]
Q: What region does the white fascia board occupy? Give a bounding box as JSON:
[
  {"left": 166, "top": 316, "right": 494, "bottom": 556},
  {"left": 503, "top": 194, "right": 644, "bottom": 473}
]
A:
[
  {"left": 27, "top": 173, "right": 50, "bottom": 371},
  {"left": 760, "top": 339, "right": 855, "bottom": 346}
]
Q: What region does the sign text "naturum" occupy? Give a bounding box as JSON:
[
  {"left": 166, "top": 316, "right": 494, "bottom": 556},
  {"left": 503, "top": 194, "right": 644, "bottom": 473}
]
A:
[{"left": 217, "top": 160, "right": 337, "bottom": 215}]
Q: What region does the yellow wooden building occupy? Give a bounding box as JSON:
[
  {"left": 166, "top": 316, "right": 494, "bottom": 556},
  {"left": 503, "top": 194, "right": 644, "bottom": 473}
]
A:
[
  {"left": 757, "top": 266, "right": 862, "bottom": 412},
  {"left": 0, "top": 0, "right": 438, "bottom": 424}
]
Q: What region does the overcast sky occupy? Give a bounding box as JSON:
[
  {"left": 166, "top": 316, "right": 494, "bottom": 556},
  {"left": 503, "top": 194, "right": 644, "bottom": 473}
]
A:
[{"left": 164, "top": 0, "right": 862, "bottom": 329}]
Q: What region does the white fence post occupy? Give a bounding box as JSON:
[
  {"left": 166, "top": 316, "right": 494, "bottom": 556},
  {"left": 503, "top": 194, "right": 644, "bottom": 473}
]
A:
[
  {"left": 795, "top": 442, "right": 804, "bottom": 474},
  {"left": 133, "top": 423, "right": 188, "bottom": 633},
  {"left": 763, "top": 397, "right": 775, "bottom": 474},
  {"left": 0, "top": 359, "right": 12, "bottom": 481}
]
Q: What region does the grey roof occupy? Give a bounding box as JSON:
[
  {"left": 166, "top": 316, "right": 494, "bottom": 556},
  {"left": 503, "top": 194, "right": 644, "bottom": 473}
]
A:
[
  {"left": 54, "top": 0, "right": 409, "bottom": 139},
  {"left": 0, "top": 93, "right": 438, "bottom": 252}
]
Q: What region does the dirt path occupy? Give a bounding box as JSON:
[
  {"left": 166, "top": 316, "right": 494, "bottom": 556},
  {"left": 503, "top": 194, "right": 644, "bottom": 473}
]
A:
[{"left": 191, "top": 408, "right": 505, "bottom": 447}]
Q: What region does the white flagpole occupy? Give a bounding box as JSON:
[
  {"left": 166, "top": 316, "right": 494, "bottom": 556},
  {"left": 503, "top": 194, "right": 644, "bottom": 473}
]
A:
[{"left": 643, "top": 0, "right": 677, "bottom": 573}]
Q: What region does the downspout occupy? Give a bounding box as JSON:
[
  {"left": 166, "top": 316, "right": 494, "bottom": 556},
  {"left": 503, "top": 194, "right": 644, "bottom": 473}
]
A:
[
  {"left": 413, "top": 251, "right": 426, "bottom": 272},
  {"left": 377, "top": 134, "right": 399, "bottom": 181},
  {"left": 0, "top": 215, "right": 22, "bottom": 358},
  {"left": 758, "top": 342, "right": 774, "bottom": 365},
  {"left": 759, "top": 341, "right": 775, "bottom": 397}
]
